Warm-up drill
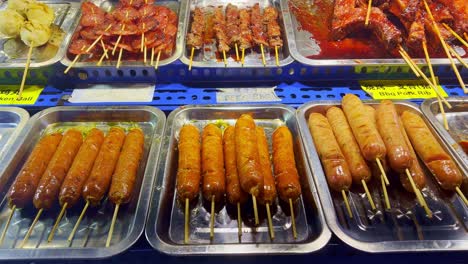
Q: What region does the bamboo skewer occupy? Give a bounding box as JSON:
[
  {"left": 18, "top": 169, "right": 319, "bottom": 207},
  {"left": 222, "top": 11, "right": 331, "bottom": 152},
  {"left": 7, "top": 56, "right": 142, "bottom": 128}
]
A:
[
  {"left": 65, "top": 54, "right": 81, "bottom": 74},
  {"left": 381, "top": 174, "right": 391, "bottom": 209},
  {"left": 260, "top": 44, "right": 266, "bottom": 66},
  {"left": 116, "top": 48, "right": 124, "bottom": 69},
  {"left": 100, "top": 39, "right": 109, "bottom": 59},
  {"left": 20, "top": 208, "right": 43, "bottom": 248},
  {"left": 289, "top": 199, "right": 297, "bottom": 239},
  {"left": 68, "top": 201, "right": 89, "bottom": 242},
  {"left": 376, "top": 158, "right": 389, "bottom": 186},
  {"left": 241, "top": 48, "right": 245, "bottom": 66},
  {"left": 406, "top": 169, "right": 432, "bottom": 218},
  {"left": 189, "top": 47, "right": 195, "bottom": 71},
  {"left": 0, "top": 205, "right": 16, "bottom": 246},
  {"left": 143, "top": 45, "right": 147, "bottom": 65},
  {"left": 235, "top": 43, "right": 240, "bottom": 61},
  {"left": 18, "top": 42, "right": 34, "bottom": 99},
  {"left": 362, "top": 180, "right": 376, "bottom": 210},
  {"left": 223, "top": 50, "right": 227, "bottom": 67},
  {"left": 266, "top": 203, "right": 274, "bottom": 240},
  {"left": 210, "top": 195, "right": 215, "bottom": 240},
  {"left": 252, "top": 195, "right": 259, "bottom": 225},
  {"left": 342, "top": 190, "right": 353, "bottom": 218},
  {"left": 442, "top": 23, "right": 468, "bottom": 48},
  {"left": 106, "top": 203, "right": 120, "bottom": 247},
  {"left": 150, "top": 47, "right": 155, "bottom": 66},
  {"left": 448, "top": 45, "right": 468, "bottom": 69},
  {"left": 48, "top": 203, "right": 67, "bottom": 242},
  {"left": 365, "top": 0, "right": 372, "bottom": 26},
  {"left": 155, "top": 50, "right": 161, "bottom": 70},
  {"left": 274, "top": 46, "right": 279, "bottom": 66},
  {"left": 184, "top": 198, "right": 189, "bottom": 244},
  {"left": 455, "top": 187, "right": 468, "bottom": 206},
  {"left": 399, "top": 47, "right": 420, "bottom": 77},
  {"left": 236, "top": 202, "right": 242, "bottom": 238}
]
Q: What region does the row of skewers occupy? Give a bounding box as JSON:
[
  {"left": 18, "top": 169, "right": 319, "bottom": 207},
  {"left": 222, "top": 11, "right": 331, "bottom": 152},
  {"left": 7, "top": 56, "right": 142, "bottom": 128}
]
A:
[
  {"left": 308, "top": 94, "right": 467, "bottom": 219},
  {"left": 186, "top": 3, "right": 283, "bottom": 69},
  {"left": 65, "top": 0, "right": 178, "bottom": 72},
  {"left": 0, "top": 126, "right": 144, "bottom": 247},
  {"left": 177, "top": 115, "right": 301, "bottom": 242}
]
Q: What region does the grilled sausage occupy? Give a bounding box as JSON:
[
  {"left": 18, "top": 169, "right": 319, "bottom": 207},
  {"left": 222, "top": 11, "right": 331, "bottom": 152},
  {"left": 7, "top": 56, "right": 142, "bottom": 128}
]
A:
[
  {"left": 256, "top": 126, "right": 277, "bottom": 205},
  {"left": 177, "top": 125, "right": 201, "bottom": 202},
  {"left": 235, "top": 114, "right": 263, "bottom": 197},
  {"left": 272, "top": 126, "right": 302, "bottom": 201},
  {"left": 33, "top": 129, "right": 83, "bottom": 210},
  {"left": 401, "top": 111, "right": 462, "bottom": 190},
  {"left": 83, "top": 127, "right": 126, "bottom": 206},
  {"left": 7, "top": 133, "right": 63, "bottom": 208},
  {"left": 398, "top": 116, "right": 426, "bottom": 192},
  {"left": 223, "top": 126, "right": 247, "bottom": 205},
  {"left": 326, "top": 106, "right": 371, "bottom": 184},
  {"left": 308, "top": 113, "right": 352, "bottom": 192},
  {"left": 201, "top": 124, "right": 225, "bottom": 203},
  {"left": 59, "top": 128, "right": 104, "bottom": 208},
  {"left": 376, "top": 100, "right": 412, "bottom": 172},
  {"left": 109, "top": 128, "right": 145, "bottom": 204},
  {"left": 342, "top": 94, "right": 386, "bottom": 161}
]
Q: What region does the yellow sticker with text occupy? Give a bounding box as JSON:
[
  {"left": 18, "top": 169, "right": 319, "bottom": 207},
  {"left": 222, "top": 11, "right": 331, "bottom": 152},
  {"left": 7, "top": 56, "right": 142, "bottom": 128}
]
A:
[
  {"left": 360, "top": 79, "right": 448, "bottom": 100},
  {"left": 0, "top": 85, "right": 44, "bottom": 105}
]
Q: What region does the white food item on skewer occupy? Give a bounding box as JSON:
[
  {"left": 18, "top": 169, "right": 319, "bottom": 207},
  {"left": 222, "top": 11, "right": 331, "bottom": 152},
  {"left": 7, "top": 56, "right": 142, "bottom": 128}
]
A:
[
  {"left": 20, "top": 22, "right": 51, "bottom": 47},
  {"left": 0, "top": 9, "right": 25, "bottom": 38},
  {"left": 7, "top": 0, "right": 36, "bottom": 16},
  {"left": 26, "top": 2, "right": 55, "bottom": 26}
]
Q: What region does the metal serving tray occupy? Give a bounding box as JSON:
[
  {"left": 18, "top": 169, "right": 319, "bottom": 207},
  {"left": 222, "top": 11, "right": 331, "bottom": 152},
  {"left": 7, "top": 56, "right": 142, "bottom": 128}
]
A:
[
  {"left": 0, "top": 106, "right": 165, "bottom": 260},
  {"left": 180, "top": 0, "right": 294, "bottom": 68},
  {"left": 282, "top": 0, "right": 466, "bottom": 67},
  {"left": 60, "top": 0, "right": 186, "bottom": 68},
  {"left": 0, "top": 107, "right": 29, "bottom": 164},
  {"left": 422, "top": 97, "right": 468, "bottom": 170},
  {"left": 0, "top": 0, "right": 80, "bottom": 68},
  {"left": 297, "top": 100, "right": 468, "bottom": 253},
  {"left": 146, "top": 104, "right": 330, "bottom": 255}
]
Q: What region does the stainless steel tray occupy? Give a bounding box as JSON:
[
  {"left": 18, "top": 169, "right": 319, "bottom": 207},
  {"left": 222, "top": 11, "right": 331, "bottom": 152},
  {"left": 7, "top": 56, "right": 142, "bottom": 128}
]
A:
[
  {"left": 297, "top": 100, "right": 468, "bottom": 253},
  {"left": 145, "top": 104, "right": 331, "bottom": 255},
  {"left": 422, "top": 97, "right": 468, "bottom": 171},
  {"left": 0, "top": 0, "right": 80, "bottom": 69},
  {"left": 180, "top": 0, "right": 294, "bottom": 68},
  {"left": 282, "top": 0, "right": 466, "bottom": 67},
  {"left": 0, "top": 106, "right": 165, "bottom": 260},
  {"left": 60, "top": 0, "right": 186, "bottom": 68},
  {"left": 0, "top": 107, "right": 29, "bottom": 164}
]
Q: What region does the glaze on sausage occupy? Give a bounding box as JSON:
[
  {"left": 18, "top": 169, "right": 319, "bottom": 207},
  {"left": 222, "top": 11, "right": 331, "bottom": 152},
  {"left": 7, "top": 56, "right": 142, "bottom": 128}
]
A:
[
  {"left": 201, "top": 124, "right": 225, "bottom": 203},
  {"left": 223, "top": 126, "right": 247, "bottom": 205},
  {"left": 176, "top": 124, "right": 201, "bottom": 202},
  {"left": 256, "top": 126, "right": 277, "bottom": 205}
]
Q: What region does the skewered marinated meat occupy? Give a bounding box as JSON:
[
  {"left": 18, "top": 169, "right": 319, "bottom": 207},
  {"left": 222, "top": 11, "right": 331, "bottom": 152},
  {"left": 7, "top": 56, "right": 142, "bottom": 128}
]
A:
[
  {"left": 239, "top": 8, "right": 252, "bottom": 50},
  {"left": 226, "top": 4, "right": 241, "bottom": 47},
  {"left": 263, "top": 6, "right": 283, "bottom": 48},
  {"left": 251, "top": 3, "right": 268, "bottom": 47},
  {"left": 436, "top": 0, "right": 468, "bottom": 34},
  {"left": 186, "top": 7, "right": 204, "bottom": 49},
  {"left": 213, "top": 6, "right": 230, "bottom": 53}
]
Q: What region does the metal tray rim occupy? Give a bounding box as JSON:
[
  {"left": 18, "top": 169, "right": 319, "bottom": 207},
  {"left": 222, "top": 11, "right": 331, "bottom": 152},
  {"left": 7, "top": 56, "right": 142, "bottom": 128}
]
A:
[
  {"left": 145, "top": 103, "right": 332, "bottom": 255},
  {"left": 0, "top": 105, "right": 166, "bottom": 260},
  {"left": 0, "top": 107, "right": 30, "bottom": 165},
  {"left": 296, "top": 99, "right": 468, "bottom": 253}
]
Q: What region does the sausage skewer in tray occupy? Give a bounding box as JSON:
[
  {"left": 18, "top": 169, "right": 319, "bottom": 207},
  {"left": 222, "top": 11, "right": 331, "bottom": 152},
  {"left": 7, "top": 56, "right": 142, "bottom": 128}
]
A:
[
  {"left": 297, "top": 95, "right": 468, "bottom": 253},
  {"left": 146, "top": 104, "right": 330, "bottom": 255}
]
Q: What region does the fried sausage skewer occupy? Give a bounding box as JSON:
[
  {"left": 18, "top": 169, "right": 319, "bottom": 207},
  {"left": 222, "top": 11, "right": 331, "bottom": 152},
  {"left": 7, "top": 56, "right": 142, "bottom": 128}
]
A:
[
  {"left": 177, "top": 125, "right": 201, "bottom": 243},
  {"left": 273, "top": 126, "right": 302, "bottom": 238}
]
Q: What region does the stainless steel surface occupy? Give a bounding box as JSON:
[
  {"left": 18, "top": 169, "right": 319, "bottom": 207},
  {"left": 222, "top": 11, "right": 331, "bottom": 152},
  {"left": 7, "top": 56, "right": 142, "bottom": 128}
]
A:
[
  {"left": 0, "top": 0, "right": 80, "bottom": 68},
  {"left": 60, "top": 0, "right": 186, "bottom": 68},
  {"left": 422, "top": 97, "right": 468, "bottom": 170},
  {"left": 0, "top": 106, "right": 165, "bottom": 260},
  {"left": 297, "top": 100, "right": 468, "bottom": 253},
  {"left": 180, "top": 0, "right": 294, "bottom": 68},
  {"left": 0, "top": 107, "right": 29, "bottom": 163},
  {"left": 146, "top": 104, "right": 331, "bottom": 255},
  {"left": 282, "top": 0, "right": 467, "bottom": 67}
]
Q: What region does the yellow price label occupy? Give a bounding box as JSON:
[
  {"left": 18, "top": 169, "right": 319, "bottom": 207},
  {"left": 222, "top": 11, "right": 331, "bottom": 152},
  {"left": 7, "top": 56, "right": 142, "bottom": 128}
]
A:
[
  {"left": 360, "top": 79, "right": 448, "bottom": 100},
  {"left": 0, "top": 85, "right": 44, "bottom": 105}
]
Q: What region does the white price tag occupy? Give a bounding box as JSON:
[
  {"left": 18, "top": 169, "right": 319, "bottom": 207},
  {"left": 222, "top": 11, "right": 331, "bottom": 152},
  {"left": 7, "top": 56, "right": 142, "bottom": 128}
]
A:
[
  {"left": 69, "top": 84, "right": 155, "bottom": 103},
  {"left": 216, "top": 87, "right": 280, "bottom": 103}
]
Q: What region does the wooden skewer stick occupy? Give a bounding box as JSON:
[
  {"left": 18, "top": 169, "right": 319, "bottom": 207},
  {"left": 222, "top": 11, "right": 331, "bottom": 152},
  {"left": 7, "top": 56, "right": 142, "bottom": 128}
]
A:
[
  {"left": 210, "top": 195, "right": 215, "bottom": 240},
  {"left": 422, "top": 41, "right": 449, "bottom": 130},
  {"left": 342, "top": 190, "right": 353, "bottom": 218},
  {"left": 68, "top": 201, "right": 89, "bottom": 242},
  {"left": 381, "top": 173, "right": 391, "bottom": 209},
  {"left": 189, "top": 47, "right": 195, "bottom": 71},
  {"left": 448, "top": 45, "right": 468, "bottom": 69},
  {"left": 116, "top": 48, "right": 123, "bottom": 69},
  {"left": 96, "top": 52, "right": 106, "bottom": 66},
  {"left": 376, "top": 158, "right": 389, "bottom": 185},
  {"left": 141, "top": 26, "right": 145, "bottom": 52},
  {"left": 252, "top": 195, "right": 259, "bottom": 225},
  {"left": 150, "top": 47, "right": 155, "bottom": 66},
  {"left": 406, "top": 169, "right": 432, "bottom": 218},
  {"left": 20, "top": 208, "right": 43, "bottom": 248},
  {"left": 442, "top": 23, "right": 468, "bottom": 48},
  {"left": 0, "top": 205, "right": 16, "bottom": 246},
  {"left": 455, "top": 187, "right": 468, "bottom": 206},
  {"left": 275, "top": 46, "right": 279, "bottom": 66},
  {"left": 144, "top": 45, "right": 147, "bottom": 65},
  {"left": 155, "top": 50, "right": 161, "bottom": 70},
  {"left": 184, "top": 198, "right": 189, "bottom": 244},
  {"left": 47, "top": 202, "right": 67, "bottom": 242},
  {"left": 100, "top": 39, "right": 109, "bottom": 59},
  {"left": 266, "top": 203, "right": 275, "bottom": 240},
  {"left": 365, "top": 0, "right": 372, "bottom": 26},
  {"left": 112, "top": 33, "right": 123, "bottom": 55},
  {"left": 241, "top": 48, "right": 246, "bottom": 66},
  {"left": 65, "top": 54, "right": 81, "bottom": 74},
  {"left": 19, "top": 43, "right": 34, "bottom": 99},
  {"left": 361, "top": 180, "right": 376, "bottom": 210},
  {"left": 289, "top": 198, "right": 297, "bottom": 239},
  {"left": 260, "top": 44, "right": 266, "bottom": 66},
  {"left": 236, "top": 202, "right": 242, "bottom": 239},
  {"left": 223, "top": 50, "right": 227, "bottom": 67},
  {"left": 235, "top": 43, "right": 240, "bottom": 61},
  {"left": 87, "top": 25, "right": 112, "bottom": 54},
  {"left": 398, "top": 47, "right": 420, "bottom": 77},
  {"left": 423, "top": 0, "right": 466, "bottom": 93},
  {"left": 106, "top": 203, "right": 120, "bottom": 247}
]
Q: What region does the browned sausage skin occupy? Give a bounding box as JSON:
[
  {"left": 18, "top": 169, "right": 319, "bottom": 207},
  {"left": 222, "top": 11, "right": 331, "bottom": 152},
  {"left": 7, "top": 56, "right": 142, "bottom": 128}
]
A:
[
  {"left": 177, "top": 124, "right": 201, "bottom": 202},
  {"left": 308, "top": 113, "right": 352, "bottom": 192},
  {"left": 272, "top": 126, "right": 302, "bottom": 202},
  {"left": 256, "top": 126, "right": 277, "bottom": 205},
  {"left": 201, "top": 124, "right": 225, "bottom": 203},
  {"left": 223, "top": 126, "right": 247, "bottom": 205},
  {"left": 59, "top": 128, "right": 104, "bottom": 208},
  {"left": 33, "top": 129, "right": 83, "bottom": 210},
  {"left": 83, "top": 127, "right": 126, "bottom": 206},
  {"left": 109, "top": 128, "right": 145, "bottom": 205},
  {"left": 7, "top": 133, "right": 63, "bottom": 208}
]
